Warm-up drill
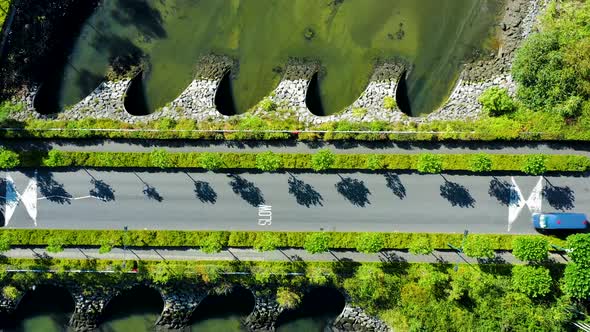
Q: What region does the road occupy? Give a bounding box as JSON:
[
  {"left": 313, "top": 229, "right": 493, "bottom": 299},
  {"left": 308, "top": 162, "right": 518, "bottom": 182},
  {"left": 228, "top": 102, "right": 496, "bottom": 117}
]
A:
[
  {"left": 2, "top": 139, "right": 590, "bottom": 155},
  {"left": 2, "top": 169, "right": 586, "bottom": 234}
]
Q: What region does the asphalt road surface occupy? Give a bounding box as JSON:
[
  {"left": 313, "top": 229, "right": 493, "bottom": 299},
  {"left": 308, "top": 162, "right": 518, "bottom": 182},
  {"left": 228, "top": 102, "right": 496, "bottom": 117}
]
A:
[{"left": 2, "top": 170, "right": 587, "bottom": 234}]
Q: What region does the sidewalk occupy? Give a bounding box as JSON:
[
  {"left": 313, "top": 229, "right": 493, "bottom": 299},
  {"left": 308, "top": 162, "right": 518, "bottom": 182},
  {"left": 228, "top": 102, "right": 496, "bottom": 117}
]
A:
[{"left": 1, "top": 247, "right": 569, "bottom": 264}]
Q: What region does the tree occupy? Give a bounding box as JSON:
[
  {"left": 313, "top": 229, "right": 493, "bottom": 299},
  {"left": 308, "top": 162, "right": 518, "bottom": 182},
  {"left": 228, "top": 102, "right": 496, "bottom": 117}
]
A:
[
  {"left": 311, "top": 149, "right": 336, "bottom": 172},
  {"left": 149, "top": 148, "right": 173, "bottom": 169},
  {"left": 0, "top": 234, "right": 11, "bottom": 253},
  {"left": 521, "top": 155, "right": 547, "bottom": 175},
  {"left": 366, "top": 154, "right": 385, "bottom": 171},
  {"left": 462, "top": 235, "right": 495, "bottom": 259},
  {"left": 343, "top": 265, "right": 400, "bottom": 313},
  {"left": 356, "top": 233, "right": 385, "bottom": 254},
  {"left": 98, "top": 238, "right": 113, "bottom": 254},
  {"left": 417, "top": 154, "right": 442, "bottom": 174},
  {"left": 0, "top": 148, "right": 19, "bottom": 168},
  {"left": 43, "top": 150, "right": 71, "bottom": 167},
  {"left": 46, "top": 237, "right": 65, "bottom": 253},
  {"left": 306, "top": 265, "right": 332, "bottom": 286},
  {"left": 383, "top": 96, "right": 397, "bottom": 110},
  {"left": 567, "top": 233, "right": 590, "bottom": 267},
  {"left": 564, "top": 263, "right": 590, "bottom": 299},
  {"left": 200, "top": 234, "right": 224, "bottom": 254},
  {"left": 304, "top": 232, "right": 331, "bottom": 254},
  {"left": 408, "top": 237, "right": 434, "bottom": 256},
  {"left": 478, "top": 87, "right": 516, "bottom": 116},
  {"left": 512, "top": 236, "right": 548, "bottom": 262},
  {"left": 256, "top": 151, "right": 282, "bottom": 172},
  {"left": 469, "top": 154, "right": 492, "bottom": 172},
  {"left": 511, "top": 265, "right": 552, "bottom": 298},
  {"left": 276, "top": 287, "right": 301, "bottom": 309},
  {"left": 253, "top": 232, "right": 280, "bottom": 252},
  {"left": 200, "top": 152, "right": 224, "bottom": 171}
]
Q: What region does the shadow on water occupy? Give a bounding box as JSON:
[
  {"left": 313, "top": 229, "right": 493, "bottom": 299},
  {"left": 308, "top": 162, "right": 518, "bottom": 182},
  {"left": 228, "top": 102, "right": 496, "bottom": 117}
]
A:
[
  {"left": 189, "top": 286, "right": 255, "bottom": 330},
  {"left": 29, "top": 0, "right": 99, "bottom": 115},
  {"left": 305, "top": 72, "right": 326, "bottom": 116},
  {"left": 123, "top": 72, "right": 151, "bottom": 116},
  {"left": 99, "top": 286, "right": 163, "bottom": 331},
  {"left": 276, "top": 287, "right": 345, "bottom": 332},
  {"left": 0, "top": 285, "right": 75, "bottom": 331},
  {"left": 215, "top": 71, "right": 238, "bottom": 116},
  {"left": 395, "top": 71, "right": 412, "bottom": 116}
]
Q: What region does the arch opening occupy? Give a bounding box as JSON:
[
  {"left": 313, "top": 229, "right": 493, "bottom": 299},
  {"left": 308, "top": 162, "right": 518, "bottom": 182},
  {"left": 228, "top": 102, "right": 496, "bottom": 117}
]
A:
[
  {"left": 0, "top": 284, "right": 75, "bottom": 330},
  {"left": 99, "top": 285, "right": 163, "bottom": 330},
  {"left": 189, "top": 286, "right": 255, "bottom": 328},
  {"left": 304, "top": 72, "right": 326, "bottom": 116},
  {"left": 276, "top": 287, "right": 346, "bottom": 331},
  {"left": 395, "top": 70, "right": 412, "bottom": 117},
  {"left": 123, "top": 72, "right": 151, "bottom": 116},
  {"left": 214, "top": 70, "right": 238, "bottom": 116}
]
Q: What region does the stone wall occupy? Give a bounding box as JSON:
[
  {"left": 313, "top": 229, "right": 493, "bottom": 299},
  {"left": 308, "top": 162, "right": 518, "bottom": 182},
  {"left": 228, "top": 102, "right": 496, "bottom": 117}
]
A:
[
  {"left": 332, "top": 304, "right": 392, "bottom": 332},
  {"left": 243, "top": 288, "right": 285, "bottom": 332},
  {"left": 155, "top": 283, "right": 209, "bottom": 330}
]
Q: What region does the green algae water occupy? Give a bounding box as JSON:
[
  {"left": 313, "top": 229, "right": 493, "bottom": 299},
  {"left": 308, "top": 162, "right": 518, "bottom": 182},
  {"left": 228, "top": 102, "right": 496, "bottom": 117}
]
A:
[{"left": 58, "top": 0, "right": 500, "bottom": 116}]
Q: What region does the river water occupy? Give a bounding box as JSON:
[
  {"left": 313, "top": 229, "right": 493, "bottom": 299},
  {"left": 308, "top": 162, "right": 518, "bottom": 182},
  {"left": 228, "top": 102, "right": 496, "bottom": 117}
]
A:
[
  {"left": 0, "top": 286, "right": 345, "bottom": 332},
  {"left": 50, "top": 0, "right": 501, "bottom": 116}
]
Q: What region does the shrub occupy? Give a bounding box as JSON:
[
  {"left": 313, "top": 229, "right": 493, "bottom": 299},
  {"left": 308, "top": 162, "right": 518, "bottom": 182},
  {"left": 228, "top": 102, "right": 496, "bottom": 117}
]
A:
[
  {"left": 0, "top": 234, "right": 10, "bottom": 253},
  {"left": 200, "top": 234, "right": 224, "bottom": 254},
  {"left": 463, "top": 235, "right": 495, "bottom": 259},
  {"left": 478, "top": 87, "right": 516, "bottom": 116},
  {"left": 557, "top": 96, "right": 584, "bottom": 119},
  {"left": 311, "top": 149, "right": 336, "bottom": 171},
  {"left": 469, "top": 154, "right": 492, "bottom": 172},
  {"left": 417, "top": 154, "right": 442, "bottom": 174},
  {"left": 564, "top": 263, "right": 590, "bottom": 299},
  {"left": 259, "top": 98, "right": 277, "bottom": 112},
  {"left": 521, "top": 155, "right": 547, "bottom": 175},
  {"left": 256, "top": 151, "right": 282, "bottom": 172},
  {"left": 46, "top": 237, "right": 65, "bottom": 253},
  {"left": 43, "top": 150, "right": 72, "bottom": 167},
  {"left": 408, "top": 237, "right": 434, "bottom": 256},
  {"left": 307, "top": 266, "right": 332, "bottom": 285},
  {"left": 276, "top": 287, "right": 301, "bottom": 309},
  {"left": 383, "top": 96, "right": 397, "bottom": 110},
  {"left": 356, "top": 233, "right": 385, "bottom": 253},
  {"left": 343, "top": 265, "right": 400, "bottom": 313},
  {"left": 512, "top": 236, "right": 548, "bottom": 262},
  {"left": 2, "top": 286, "right": 21, "bottom": 300},
  {"left": 200, "top": 152, "right": 224, "bottom": 171},
  {"left": 511, "top": 265, "right": 552, "bottom": 298},
  {"left": 0, "top": 148, "right": 19, "bottom": 168},
  {"left": 98, "top": 238, "right": 113, "bottom": 254},
  {"left": 149, "top": 149, "right": 173, "bottom": 169},
  {"left": 253, "top": 233, "right": 280, "bottom": 252},
  {"left": 567, "top": 233, "right": 590, "bottom": 267},
  {"left": 304, "top": 232, "right": 331, "bottom": 254},
  {"left": 366, "top": 154, "right": 385, "bottom": 170},
  {"left": 352, "top": 108, "right": 367, "bottom": 118}
]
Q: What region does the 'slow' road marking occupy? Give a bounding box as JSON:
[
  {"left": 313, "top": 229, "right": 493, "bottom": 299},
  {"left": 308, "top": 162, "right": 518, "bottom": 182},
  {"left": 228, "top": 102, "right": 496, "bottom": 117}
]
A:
[{"left": 258, "top": 204, "right": 272, "bottom": 226}]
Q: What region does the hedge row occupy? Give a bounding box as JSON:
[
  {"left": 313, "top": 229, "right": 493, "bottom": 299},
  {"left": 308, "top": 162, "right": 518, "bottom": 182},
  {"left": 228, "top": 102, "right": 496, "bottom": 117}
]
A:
[
  {"left": 13, "top": 150, "right": 590, "bottom": 173},
  {"left": 2, "top": 105, "right": 590, "bottom": 141},
  {"left": 0, "top": 229, "right": 567, "bottom": 250}
]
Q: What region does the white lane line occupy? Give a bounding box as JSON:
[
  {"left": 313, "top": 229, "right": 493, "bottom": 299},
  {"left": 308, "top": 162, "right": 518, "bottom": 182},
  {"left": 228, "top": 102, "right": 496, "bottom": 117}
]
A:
[
  {"left": 3, "top": 175, "right": 37, "bottom": 227},
  {"left": 508, "top": 176, "right": 543, "bottom": 232}
]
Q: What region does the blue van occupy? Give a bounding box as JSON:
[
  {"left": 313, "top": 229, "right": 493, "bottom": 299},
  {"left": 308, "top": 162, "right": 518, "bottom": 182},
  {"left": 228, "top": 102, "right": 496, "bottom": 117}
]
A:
[{"left": 532, "top": 213, "right": 589, "bottom": 230}]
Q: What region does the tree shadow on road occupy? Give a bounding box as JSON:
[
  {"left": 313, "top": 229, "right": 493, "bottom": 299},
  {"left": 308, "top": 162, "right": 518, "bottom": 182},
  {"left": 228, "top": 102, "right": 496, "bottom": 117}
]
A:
[
  {"left": 335, "top": 176, "right": 371, "bottom": 207},
  {"left": 288, "top": 174, "right": 323, "bottom": 207},
  {"left": 440, "top": 177, "right": 475, "bottom": 208},
  {"left": 543, "top": 183, "right": 575, "bottom": 211},
  {"left": 488, "top": 177, "right": 513, "bottom": 206},
  {"left": 228, "top": 174, "right": 264, "bottom": 207},
  {"left": 37, "top": 172, "right": 72, "bottom": 204},
  {"left": 384, "top": 173, "right": 406, "bottom": 199},
  {"left": 185, "top": 173, "right": 217, "bottom": 204},
  {"left": 90, "top": 178, "right": 116, "bottom": 202},
  {"left": 134, "top": 173, "right": 163, "bottom": 202}
]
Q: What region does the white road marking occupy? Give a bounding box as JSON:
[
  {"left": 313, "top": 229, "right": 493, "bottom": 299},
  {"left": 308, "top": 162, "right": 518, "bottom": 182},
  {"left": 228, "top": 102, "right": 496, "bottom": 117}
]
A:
[
  {"left": 2, "top": 174, "right": 102, "bottom": 227},
  {"left": 258, "top": 204, "right": 272, "bottom": 226},
  {"left": 508, "top": 176, "right": 543, "bottom": 232}
]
